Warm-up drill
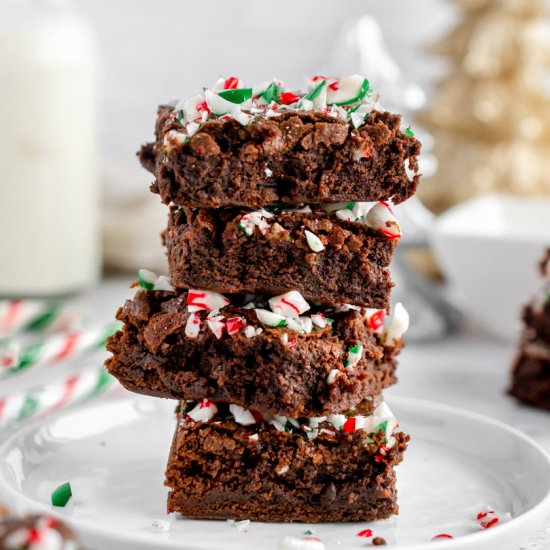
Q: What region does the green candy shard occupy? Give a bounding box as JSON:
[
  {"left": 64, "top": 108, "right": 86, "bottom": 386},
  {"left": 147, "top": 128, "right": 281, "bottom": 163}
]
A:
[
  {"left": 260, "top": 81, "right": 280, "bottom": 104},
  {"left": 405, "top": 127, "right": 415, "bottom": 137},
  {"left": 304, "top": 80, "right": 326, "bottom": 101},
  {"left": 275, "top": 320, "right": 286, "bottom": 328},
  {"left": 176, "top": 109, "right": 186, "bottom": 126},
  {"left": 345, "top": 201, "right": 357, "bottom": 211},
  {"left": 218, "top": 88, "right": 253, "bottom": 104},
  {"left": 376, "top": 420, "right": 388, "bottom": 433},
  {"left": 326, "top": 318, "right": 334, "bottom": 325},
  {"left": 329, "top": 78, "right": 371, "bottom": 106},
  {"left": 137, "top": 271, "right": 155, "bottom": 290},
  {"left": 51, "top": 482, "right": 72, "bottom": 507},
  {"left": 304, "top": 529, "right": 314, "bottom": 535},
  {"left": 349, "top": 344, "right": 361, "bottom": 354}
]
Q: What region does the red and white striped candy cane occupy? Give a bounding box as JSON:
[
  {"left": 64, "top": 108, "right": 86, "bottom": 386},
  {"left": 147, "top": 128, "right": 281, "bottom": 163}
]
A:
[
  {"left": 0, "top": 323, "right": 120, "bottom": 378},
  {"left": 0, "top": 365, "right": 116, "bottom": 426}
]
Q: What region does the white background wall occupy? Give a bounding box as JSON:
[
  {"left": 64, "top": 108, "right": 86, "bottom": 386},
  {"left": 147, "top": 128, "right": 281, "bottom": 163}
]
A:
[{"left": 73, "top": 0, "right": 457, "bottom": 184}]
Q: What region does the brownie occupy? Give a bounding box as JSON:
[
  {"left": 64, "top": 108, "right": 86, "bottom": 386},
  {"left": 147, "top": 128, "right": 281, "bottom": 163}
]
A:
[
  {"left": 0, "top": 515, "right": 79, "bottom": 550},
  {"left": 165, "top": 205, "right": 397, "bottom": 308},
  {"left": 106, "top": 288, "right": 404, "bottom": 417},
  {"left": 522, "top": 300, "right": 550, "bottom": 344},
  {"left": 143, "top": 107, "right": 420, "bottom": 208},
  {"left": 165, "top": 399, "right": 409, "bottom": 522},
  {"left": 509, "top": 249, "right": 550, "bottom": 410},
  {"left": 510, "top": 344, "right": 550, "bottom": 410}
]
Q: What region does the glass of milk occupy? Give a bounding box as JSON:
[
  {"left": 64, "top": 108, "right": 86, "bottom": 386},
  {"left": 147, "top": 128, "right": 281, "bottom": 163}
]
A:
[{"left": 0, "top": 0, "right": 100, "bottom": 296}]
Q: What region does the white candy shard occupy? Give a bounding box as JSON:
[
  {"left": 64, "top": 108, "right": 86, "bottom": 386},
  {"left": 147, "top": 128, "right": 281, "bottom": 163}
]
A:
[
  {"left": 345, "top": 345, "right": 363, "bottom": 368},
  {"left": 269, "top": 291, "right": 310, "bottom": 318},
  {"left": 138, "top": 269, "right": 175, "bottom": 291},
  {"left": 239, "top": 209, "right": 274, "bottom": 236},
  {"left": 187, "top": 399, "right": 218, "bottom": 422},
  {"left": 304, "top": 230, "right": 325, "bottom": 252},
  {"left": 365, "top": 201, "right": 402, "bottom": 238},
  {"left": 382, "top": 303, "right": 409, "bottom": 347},
  {"left": 163, "top": 130, "right": 187, "bottom": 151},
  {"left": 154, "top": 275, "right": 175, "bottom": 292},
  {"left": 326, "top": 368, "right": 340, "bottom": 385},
  {"left": 334, "top": 208, "right": 356, "bottom": 222},
  {"left": 285, "top": 317, "right": 302, "bottom": 332},
  {"left": 206, "top": 316, "right": 225, "bottom": 340},
  {"left": 228, "top": 519, "right": 251, "bottom": 533},
  {"left": 244, "top": 325, "right": 256, "bottom": 338},
  {"left": 326, "top": 414, "right": 346, "bottom": 431},
  {"left": 138, "top": 269, "right": 157, "bottom": 288},
  {"left": 151, "top": 519, "right": 171, "bottom": 533},
  {"left": 177, "top": 93, "right": 205, "bottom": 122},
  {"left": 185, "top": 312, "right": 201, "bottom": 338},
  {"left": 255, "top": 308, "right": 287, "bottom": 327},
  {"left": 301, "top": 316, "right": 313, "bottom": 333},
  {"left": 205, "top": 89, "right": 241, "bottom": 116},
  {"left": 311, "top": 313, "right": 328, "bottom": 329},
  {"left": 187, "top": 289, "right": 230, "bottom": 313},
  {"left": 312, "top": 83, "right": 327, "bottom": 110},
  {"left": 270, "top": 414, "right": 288, "bottom": 432},
  {"left": 229, "top": 404, "right": 257, "bottom": 426},
  {"left": 326, "top": 74, "right": 367, "bottom": 105}
]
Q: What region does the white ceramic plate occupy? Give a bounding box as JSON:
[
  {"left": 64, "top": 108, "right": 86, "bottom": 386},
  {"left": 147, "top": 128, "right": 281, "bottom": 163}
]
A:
[
  {"left": 0, "top": 394, "right": 549, "bottom": 550},
  {"left": 430, "top": 194, "right": 550, "bottom": 341}
]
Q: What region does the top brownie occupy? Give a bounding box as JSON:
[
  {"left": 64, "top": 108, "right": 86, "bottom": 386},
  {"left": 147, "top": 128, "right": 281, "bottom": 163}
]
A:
[{"left": 140, "top": 75, "right": 421, "bottom": 208}]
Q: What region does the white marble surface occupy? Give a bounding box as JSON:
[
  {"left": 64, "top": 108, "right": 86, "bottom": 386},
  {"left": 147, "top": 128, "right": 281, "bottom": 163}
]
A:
[{"left": 3, "top": 276, "right": 550, "bottom": 548}]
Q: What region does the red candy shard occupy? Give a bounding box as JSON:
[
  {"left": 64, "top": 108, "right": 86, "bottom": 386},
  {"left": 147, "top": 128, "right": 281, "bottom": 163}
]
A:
[
  {"left": 197, "top": 100, "right": 210, "bottom": 114},
  {"left": 368, "top": 310, "right": 385, "bottom": 332},
  {"left": 380, "top": 228, "right": 401, "bottom": 240},
  {"left": 357, "top": 529, "right": 373, "bottom": 538},
  {"left": 342, "top": 417, "right": 356, "bottom": 433},
  {"left": 226, "top": 317, "right": 246, "bottom": 335},
  {"left": 224, "top": 77, "right": 239, "bottom": 90},
  {"left": 280, "top": 92, "right": 300, "bottom": 105}
]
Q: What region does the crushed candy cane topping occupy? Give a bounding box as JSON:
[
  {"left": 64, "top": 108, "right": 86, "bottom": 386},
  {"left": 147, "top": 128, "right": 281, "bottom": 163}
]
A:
[
  {"left": 235, "top": 200, "right": 402, "bottom": 240},
  {"left": 180, "top": 399, "right": 399, "bottom": 444},
  {"left": 475, "top": 506, "right": 512, "bottom": 530},
  {"left": 167, "top": 74, "right": 392, "bottom": 148},
  {"left": 179, "top": 288, "right": 409, "bottom": 347},
  {"left": 2, "top": 516, "right": 78, "bottom": 550},
  {"left": 137, "top": 269, "right": 175, "bottom": 292}
]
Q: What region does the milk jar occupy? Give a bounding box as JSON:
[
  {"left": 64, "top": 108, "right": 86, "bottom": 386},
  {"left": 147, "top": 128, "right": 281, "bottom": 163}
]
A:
[{"left": 0, "top": 0, "right": 100, "bottom": 296}]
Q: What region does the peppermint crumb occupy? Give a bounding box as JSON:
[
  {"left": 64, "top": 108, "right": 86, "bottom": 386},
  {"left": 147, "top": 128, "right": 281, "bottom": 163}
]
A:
[{"left": 372, "top": 536, "right": 387, "bottom": 545}]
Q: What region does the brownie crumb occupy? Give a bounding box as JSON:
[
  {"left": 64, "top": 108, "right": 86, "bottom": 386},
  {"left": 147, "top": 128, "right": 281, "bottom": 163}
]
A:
[{"left": 373, "top": 536, "right": 387, "bottom": 545}]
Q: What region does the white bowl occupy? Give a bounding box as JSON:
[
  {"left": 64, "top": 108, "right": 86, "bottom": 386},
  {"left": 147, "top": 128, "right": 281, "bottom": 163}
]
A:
[{"left": 430, "top": 195, "right": 550, "bottom": 341}]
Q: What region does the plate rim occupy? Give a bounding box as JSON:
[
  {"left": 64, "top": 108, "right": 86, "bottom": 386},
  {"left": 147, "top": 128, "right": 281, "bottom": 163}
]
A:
[{"left": 1, "top": 393, "right": 549, "bottom": 550}]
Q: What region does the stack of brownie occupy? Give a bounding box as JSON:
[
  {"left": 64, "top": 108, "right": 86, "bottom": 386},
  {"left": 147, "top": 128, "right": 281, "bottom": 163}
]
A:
[
  {"left": 510, "top": 249, "right": 550, "bottom": 410},
  {"left": 106, "top": 75, "right": 421, "bottom": 522}
]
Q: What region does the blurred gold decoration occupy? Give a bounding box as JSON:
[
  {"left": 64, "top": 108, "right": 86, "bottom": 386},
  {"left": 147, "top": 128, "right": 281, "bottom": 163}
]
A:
[{"left": 418, "top": 0, "right": 550, "bottom": 213}]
